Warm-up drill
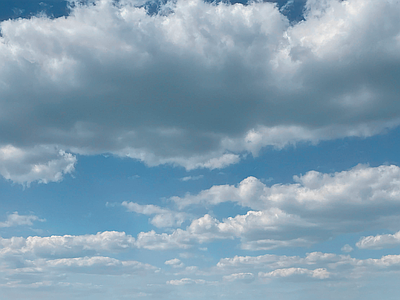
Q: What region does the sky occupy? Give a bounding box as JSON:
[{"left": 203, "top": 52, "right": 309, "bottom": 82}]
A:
[{"left": 1, "top": 0, "right": 400, "bottom": 299}]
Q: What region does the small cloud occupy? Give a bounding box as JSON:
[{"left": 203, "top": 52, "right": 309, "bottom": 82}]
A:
[
  {"left": 223, "top": 272, "right": 254, "bottom": 283},
  {"left": 128, "top": 175, "right": 140, "bottom": 179},
  {"left": 341, "top": 244, "right": 353, "bottom": 253},
  {"left": 165, "top": 258, "right": 184, "bottom": 268},
  {"left": 0, "top": 212, "right": 45, "bottom": 228},
  {"left": 105, "top": 202, "right": 118, "bottom": 207},
  {"left": 167, "top": 278, "right": 205, "bottom": 286},
  {"left": 122, "top": 201, "right": 188, "bottom": 228},
  {"left": 180, "top": 175, "right": 204, "bottom": 182}
]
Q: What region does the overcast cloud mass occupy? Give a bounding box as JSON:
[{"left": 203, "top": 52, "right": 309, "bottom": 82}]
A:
[
  {"left": 1, "top": 0, "right": 400, "bottom": 299},
  {"left": 1, "top": 0, "right": 400, "bottom": 182}
]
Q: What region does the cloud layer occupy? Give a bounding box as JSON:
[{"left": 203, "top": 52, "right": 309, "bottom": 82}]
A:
[{"left": 1, "top": 0, "right": 400, "bottom": 183}]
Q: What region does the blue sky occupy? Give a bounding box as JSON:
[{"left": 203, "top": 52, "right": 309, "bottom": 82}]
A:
[{"left": 1, "top": 0, "right": 400, "bottom": 299}]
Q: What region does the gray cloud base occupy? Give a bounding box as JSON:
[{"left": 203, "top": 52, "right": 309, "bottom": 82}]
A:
[{"left": 1, "top": 0, "right": 400, "bottom": 183}]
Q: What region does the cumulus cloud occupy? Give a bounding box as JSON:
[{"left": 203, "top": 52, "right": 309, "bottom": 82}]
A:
[
  {"left": 157, "top": 165, "right": 400, "bottom": 250},
  {"left": 134, "top": 210, "right": 317, "bottom": 250},
  {"left": 165, "top": 258, "right": 184, "bottom": 268},
  {"left": 172, "top": 164, "right": 400, "bottom": 212},
  {"left": 217, "top": 251, "right": 345, "bottom": 271},
  {"left": 216, "top": 251, "right": 400, "bottom": 281},
  {"left": 122, "top": 201, "right": 188, "bottom": 227},
  {"left": 1, "top": 0, "right": 400, "bottom": 182},
  {"left": 0, "top": 231, "right": 136, "bottom": 259},
  {"left": 356, "top": 231, "right": 400, "bottom": 250},
  {"left": 0, "top": 212, "right": 45, "bottom": 228},
  {"left": 223, "top": 272, "right": 255, "bottom": 283},
  {"left": 41, "top": 256, "right": 157, "bottom": 275},
  {"left": 0, "top": 146, "right": 76, "bottom": 186},
  {"left": 259, "top": 267, "right": 330, "bottom": 279}
]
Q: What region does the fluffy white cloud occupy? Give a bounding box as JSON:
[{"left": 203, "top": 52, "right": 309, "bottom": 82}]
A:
[
  {"left": 122, "top": 201, "right": 188, "bottom": 227},
  {"left": 0, "top": 231, "right": 136, "bottom": 259},
  {"left": 356, "top": 231, "right": 400, "bottom": 250},
  {"left": 41, "top": 256, "right": 157, "bottom": 275},
  {"left": 217, "top": 251, "right": 345, "bottom": 271},
  {"left": 259, "top": 267, "right": 330, "bottom": 279},
  {"left": 134, "top": 210, "right": 315, "bottom": 250},
  {"left": 223, "top": 272, "right": 254, "bottom": 283},
  {"left": 172, "top": 164, "right": 400, "bottom": 212},
  {"left": 216, "top": 251, "right": 400, "bottom": 281},
  {"left": 162, "top": 165, "right": 400, "bottom": 250},
  {"left": 0, "top": 145, "right": 76, "bottom": 186},
  {"left": 1, "top": 0, "right": 400, "bottom": 182},
  {"left": 165, "top": 258, "right": 184, "bottom": 268},
  {"left": 0, "top": 212, "right": 45, "bottom": 228},
  {"left": 3, "top": 256, "right": 157, "bottom": 277}
]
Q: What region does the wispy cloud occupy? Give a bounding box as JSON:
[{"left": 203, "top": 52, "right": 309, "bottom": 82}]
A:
[
  {"left": 0, "top": 212, "right": 45, "bottom": 228},
  {"left": 180, "top": 175, "right": 204, "bottom": 182}
]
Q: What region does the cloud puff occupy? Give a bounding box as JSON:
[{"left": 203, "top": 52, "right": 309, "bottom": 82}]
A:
[
  {"left": 0, "top": 145, "right": 76, "bottom": 186},
  {"left": 356, "top": 231, "right": 400, "bottom": 250},
  {"left": 0, "top": 212, "right": 45, "bottom": 228},
  {"left": 165, "top": 258, "right": 184, "bottom": 268},
  {"left": 1, "top": 0, "right": 400, "bottom": 182}
]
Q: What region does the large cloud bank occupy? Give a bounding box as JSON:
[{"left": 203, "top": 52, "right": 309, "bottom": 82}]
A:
[{"left": 1, "top": 0, "right": 400, "bottom": 183}]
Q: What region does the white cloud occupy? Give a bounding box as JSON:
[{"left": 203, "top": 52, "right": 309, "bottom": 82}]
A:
[
  {"left": 223, "top": 272, "right": 254, "bottom": 283},
  {"left": 180, "top": 175, "right": 204, "bottom": 182},
  {"left": 0, "top": 145, "right": 76, "bottom": 186},
  {"left": 259, "top": 268, "right": 330, "bottom": 279},
  {"left": 1, "top": 0, "right": 400, "bottom": 182},
  {"left": 172, "top": 164, "right": 400, "bottom": 211},
  {"left": 165, "top": 258, "right": 184, "bottom": 268},
  {"left": 3, "top": 255, "right": 157, "bottom": 277},
  {"left": 160, "top": 165, "right": 400, "bottom": 250},
  {"left": 42, "top": 256, "right": 157, "bottom": 275},
  {"left": 122, "top": 202, "right": 170, "bottom": 215},
  {"left": 0, "top": 212, "right": 45, "bottom": 228},
  {"left": 133, "top": 210, "right": 316, "bottom": 250},
  {"left": 356, "top": 231, "right": 400, "bottom": 250},
  {"left": 217, "top": 251, "right": 344, "bottom": 271},
  {"left": 216, "top": 251, "right": 400, "bottom": 281},
  {"left": 122, "top": 201, "right": 188, "bottom": 227},
  {"left": 0, "top": 231, "right": 136, "bottom": 259},
  {"left": 166, "top": 278, "right": 205, "bottom": 285},
  {"left": 341, "top": 244, "right": 354, "bottom": 253}
]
